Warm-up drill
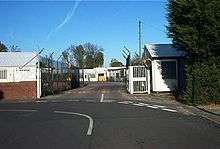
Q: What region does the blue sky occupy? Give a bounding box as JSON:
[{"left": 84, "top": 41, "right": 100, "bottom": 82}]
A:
[{"left": 0, "top": 0, "right": 171, "bottom": 66}]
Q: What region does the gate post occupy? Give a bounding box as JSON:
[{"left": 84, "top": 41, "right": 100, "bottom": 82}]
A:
[
  {"left": 129, "top": 66, "right": 134, "bottom": 94},
  {"left": 147, "top": 69, "right": 150, "bottom": 94}
]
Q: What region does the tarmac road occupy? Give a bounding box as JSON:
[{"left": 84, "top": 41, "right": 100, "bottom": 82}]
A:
[{"left": 0, "top": 82, "right": 219, "bottom": 149}]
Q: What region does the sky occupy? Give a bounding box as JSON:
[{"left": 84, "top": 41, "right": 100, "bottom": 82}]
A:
[{"left": 0, "top": 0, "right": 171, "bottom": 66}]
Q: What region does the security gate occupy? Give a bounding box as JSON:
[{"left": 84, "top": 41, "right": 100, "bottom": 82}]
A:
[{"left": 127, "top": 66, "right": 150, "bottom": 94}]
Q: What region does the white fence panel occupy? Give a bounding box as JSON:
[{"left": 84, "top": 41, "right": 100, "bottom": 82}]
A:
[{"left": 127, "top": 66, "right": 150, "bottom": 94}]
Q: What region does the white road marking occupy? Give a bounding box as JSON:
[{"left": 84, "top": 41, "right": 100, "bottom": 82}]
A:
[
  {"left": 102, "top": 99, "right": 115, "bottom": 103},
  {"left": 54, "top": 111, "right": 94, "bottom": 136},
  {"left": 118, "top": 101, "right": 134, "bottom": 104},
  {"left": 100, "top": 94, "right": 104, "bottom": 102},
  {"left": 147, "top": 105, "right": 159, "bottom": 109},
  {"left": 152, "top": 104, "right": 166, "bottom": 108},
  {"left": 133, "top": 103, "right": 145, "bottom": 106},
  {"left": 36, "top": 100, "right": 47, "bottom": 103},
  {"left": 0, "top": 109, "right": 37, "bottom": 112},
  {"left": 162, "top": 108, "right": 177, "bottom": 113},
  {"left": 136, "top": 102, "right": 149, "bottom": 106}
]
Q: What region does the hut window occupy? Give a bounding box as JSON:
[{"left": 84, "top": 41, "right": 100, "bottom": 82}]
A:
[
  {"left": 161, "top": 61, "right": 176, "bottom": 79},
  {"left": 0, "top": 70, "right": 7, "bottom": 79}
]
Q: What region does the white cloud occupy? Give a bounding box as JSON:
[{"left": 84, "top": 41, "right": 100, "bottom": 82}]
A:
[{"left": 46, "top": 0, "right": 81, "bottom": 41}]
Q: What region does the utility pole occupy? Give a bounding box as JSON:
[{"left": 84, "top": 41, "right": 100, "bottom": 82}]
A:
[{"left": 139, "top": 20, "right": 142, "bottom": 58}]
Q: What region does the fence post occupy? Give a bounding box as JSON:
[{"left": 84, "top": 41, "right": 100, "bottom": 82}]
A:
[{"left": 57, "top": 60, "right": 59, "bottom": 91}]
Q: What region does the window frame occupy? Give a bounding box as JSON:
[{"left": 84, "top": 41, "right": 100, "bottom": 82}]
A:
[
  {"left": 160, "top": 60, "right": 177, "bottom": 80},
  {"left": 0, "top": 69, "right": 7, "bottom": 80}
]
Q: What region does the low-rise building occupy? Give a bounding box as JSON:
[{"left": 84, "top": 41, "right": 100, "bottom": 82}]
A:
[
  {"left": 80, "top": 67, "right": 107, "bottom": 82},
  {"left": 80, "top": 66, "right": 126, "bottom": 82},
  {"left": 0, "top": 52, "right": 80, "bottom": 100},
  {"left": 0, "top": 52, "right": 41, "bottom": 100}
]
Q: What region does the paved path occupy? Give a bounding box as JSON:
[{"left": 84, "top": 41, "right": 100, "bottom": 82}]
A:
[{"left": 0, "top": 82, "right": 219, "bottom": 149}]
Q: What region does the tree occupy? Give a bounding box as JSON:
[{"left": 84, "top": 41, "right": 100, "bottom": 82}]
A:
[
  {"left": 94, "top": 50, "right": 104, "bottom": 67},
  {"left": 130, "top": 53, "right": 143, "bottom": 66},
  {"left": 167, "top": 0, "right": 220, "bottom": 104},
  {"left": 110, "top": 58, "right": 123, "bottom": 67},
  {"left": 83, "top": 42, "right": 104, "bottom": 68},
  {"left": 66, "top": 42, "right": 104, "bottom": 68},
  {"left": 69, "top": 45, "right": 85, "bottom": 68},
  {"left": 0, "top": 42, "right": 8, "bottom": 52}
]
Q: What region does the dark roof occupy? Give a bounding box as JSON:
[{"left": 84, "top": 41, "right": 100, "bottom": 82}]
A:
[{"left": 146, "top": 44, "right": 185, "bottom": 58}]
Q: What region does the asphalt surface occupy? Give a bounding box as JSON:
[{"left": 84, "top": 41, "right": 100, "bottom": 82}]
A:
[{"left": 0, "top": 82, "right": 219, "bottom": 149}]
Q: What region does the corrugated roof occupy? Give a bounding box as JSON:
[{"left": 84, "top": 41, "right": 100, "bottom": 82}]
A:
[
  {"left": 0, "top": 52, "right": 38, "bottom": 67},
  {"left": 146, "top": 44, "right": 185, "bottom": 58}
]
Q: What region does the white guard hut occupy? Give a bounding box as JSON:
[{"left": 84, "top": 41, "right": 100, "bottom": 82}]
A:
[{"left": 145, "top": 44, "right": 185, "bottom": 92}]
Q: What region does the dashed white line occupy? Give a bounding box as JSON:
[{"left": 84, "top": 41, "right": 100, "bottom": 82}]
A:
[
  {"left": 136, "top": 102, "right": 149, "bottom": 106},
  {"left": 100, "top": 94, "right": 104, "bottom": 102},
  {"left": 162, "top": 108, "right": 177, "bottom": 113},
  {"left": 147, "top": 105, "right": 159, "bottom": 109},
  {"left": 152, "top": 105, "right": 166, "bottom": 108},
  {"left": 118, "top": 101, "right": 134, "bottom": 104},
  {"left": 36, "top": 100, "right": 47, "bottom": 103},
  {"left": 54, "top": 111, "right": 94, "bottom": 136},
  {"left": 133, "top": 103, "right": 146, "bottom": 106}
]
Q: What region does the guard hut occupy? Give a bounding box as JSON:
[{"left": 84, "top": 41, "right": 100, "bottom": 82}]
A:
[{"left": 144, "top": 44, "right": 186, "bottom": 92}]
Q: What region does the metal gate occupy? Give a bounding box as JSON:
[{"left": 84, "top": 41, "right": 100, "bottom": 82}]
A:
[{"left": 127, "top": 66, "right": 150, "bottom": 94}]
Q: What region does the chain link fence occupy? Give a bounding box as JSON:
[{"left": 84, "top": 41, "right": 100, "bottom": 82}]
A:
[{"left": 40, "top": 54, "right": 79, "bottom": 97}]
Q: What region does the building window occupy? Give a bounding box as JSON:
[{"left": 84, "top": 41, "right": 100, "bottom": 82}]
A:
[
  {"left": 98, "top": 73, "right": 104, "bottom": 76},
  {"left": 0, "top": 70, "right": 7, "bottom": 79},
  {"left": 161, "top": 61, "right": 176, "bottom": 79},
  {"left": 90, "top": 74, "right": 95, "bottom": 78}
]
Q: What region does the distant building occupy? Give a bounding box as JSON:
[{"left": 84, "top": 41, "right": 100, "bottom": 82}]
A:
[
  {"left": 80, "top": 67, "right": 108, "bottom": 82},
  {"left": 80, "top": 66, "right": 126, "bottom": 82}
]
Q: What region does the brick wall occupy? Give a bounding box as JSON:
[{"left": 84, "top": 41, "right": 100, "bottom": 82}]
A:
[{"left": 0, "top": 81, "right": 37, "bottom": 101}]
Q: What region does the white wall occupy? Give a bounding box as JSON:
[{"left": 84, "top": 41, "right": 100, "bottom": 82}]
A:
[
  {"left": 151, "top": 59, "right": 178, "bottom": 92},
  {"left": 0, "top": 65, "right": 42, "bottom": 98},
  {"left": 80, "top": 67, "right": 107, "bottom": 82},
  {"left": 0, "top": 66, "right": 37, "bottom": 83}
]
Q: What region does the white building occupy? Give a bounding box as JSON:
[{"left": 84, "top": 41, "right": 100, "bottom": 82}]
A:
[
  {"left": 80, "top": 66, "right": 126, "bottom": 82},
  {"left": 0, "top": 52, "right": 41, "bottom": 99},
  {"left": 0, "top": 52, "right": 80, "bottom": 100},
  {"left": 80, "top": 67, "right": 107, "bottom": 82}
]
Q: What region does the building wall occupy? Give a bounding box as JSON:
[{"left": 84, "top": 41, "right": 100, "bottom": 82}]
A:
[
  {"left": 0, "top": 66, "right": 40, "bottom": 100},
  {"left": 80, "top": 68, "right": 107, "bottom": 82},
  {"left": 0, "top": 66, "right": 37, "bottom": 83},
  {"left": 0, "top": 81, "right": 37, "bottom": 100}
]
